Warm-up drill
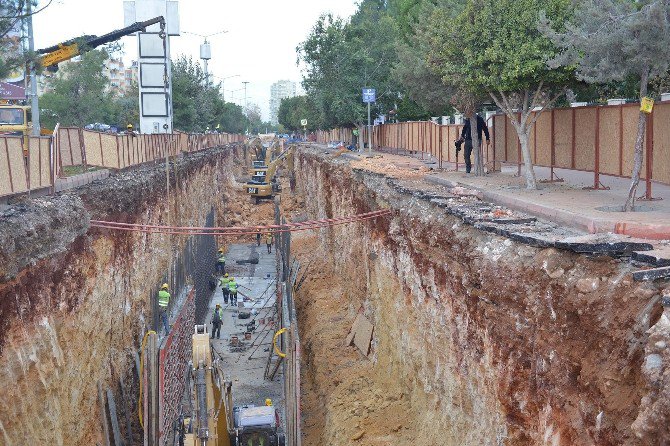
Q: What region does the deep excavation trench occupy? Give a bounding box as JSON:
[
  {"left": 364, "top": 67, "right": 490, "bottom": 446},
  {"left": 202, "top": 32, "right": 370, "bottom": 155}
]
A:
[{"left": 282, "top": 147, "right": 670, "bottom": 446}]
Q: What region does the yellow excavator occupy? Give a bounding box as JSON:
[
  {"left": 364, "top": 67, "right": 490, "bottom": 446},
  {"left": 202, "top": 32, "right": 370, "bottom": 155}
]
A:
[
  {"left": 248, "top": 138, "right": 281, "bottom": 179},
  {"left": 180, "top": 325, "right": 233, "bottom": 446},
  {"left": 244, "top": 146, "right": 295, "bottom": 204},
  {"left": 178, "top": 325, "right": 285, "bottom": 446}
]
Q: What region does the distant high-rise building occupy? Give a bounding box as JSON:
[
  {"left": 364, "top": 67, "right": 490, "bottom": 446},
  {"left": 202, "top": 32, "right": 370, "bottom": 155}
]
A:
[{"left": 269, "top": 80, "right": 297, "bottom": 125}]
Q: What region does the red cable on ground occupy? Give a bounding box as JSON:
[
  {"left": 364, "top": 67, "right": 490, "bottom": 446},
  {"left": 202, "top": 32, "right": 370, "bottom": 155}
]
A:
[{"left": 89, "top": 209, "right": 391, "bottom": 236}]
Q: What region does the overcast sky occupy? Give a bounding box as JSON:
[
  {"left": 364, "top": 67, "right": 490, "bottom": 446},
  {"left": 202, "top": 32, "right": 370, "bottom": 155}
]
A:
[{"left": 32, "top": 0, "right": 359, "bottom": 120}]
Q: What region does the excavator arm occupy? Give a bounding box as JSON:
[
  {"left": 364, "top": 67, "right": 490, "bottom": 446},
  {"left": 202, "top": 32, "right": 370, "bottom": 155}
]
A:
[{"left": 37, "top": 16, "right": 165, "bottom": 71}]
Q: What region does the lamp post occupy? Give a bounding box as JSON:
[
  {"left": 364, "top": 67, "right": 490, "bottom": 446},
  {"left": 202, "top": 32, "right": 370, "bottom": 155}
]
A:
[{"left": 217, "top": 75, "right": 239, "bottom": 102}]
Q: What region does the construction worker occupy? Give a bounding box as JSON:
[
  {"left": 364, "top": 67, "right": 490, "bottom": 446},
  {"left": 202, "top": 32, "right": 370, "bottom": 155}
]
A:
[
  {"left": 158, "top": 283, "right": 170, "bottom": 334},
  {"left": 216, "top": 248, "right": 226, "bottom": 275},
  {"left": 256, "top": 231, "right": 261, "bottom": 246},
  {"left": 228, "top": 277, "right": 238, "bottom": 306},
  {"left": 220, "top": 273, "right": 230, "bottom": 304},
  {"left": 265, "top": 232, "right": 274, "bottom": 254},
  {"left": 126, "top": 123, "right": 137, "bottom": 137},
  {"left": 211, "top": 304, "right": 223, "bottom": 339}
]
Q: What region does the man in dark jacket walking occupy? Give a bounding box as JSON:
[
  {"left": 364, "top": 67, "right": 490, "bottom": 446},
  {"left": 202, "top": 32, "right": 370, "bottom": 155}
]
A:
[{"left": 457, "top": 114, "right": 490, "bottom": 173}]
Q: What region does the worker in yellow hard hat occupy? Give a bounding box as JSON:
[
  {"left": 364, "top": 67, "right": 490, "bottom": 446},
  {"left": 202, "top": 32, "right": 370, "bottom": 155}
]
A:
[
  {"left": 265, "top": 231, "right": 274, "bottom": 254},
  {"left": 212, "top": 303, "right": 224, "bottom": 339},
  {"left": 126, "top": 123, "right": 137, "bottom": 137},
  {"left": 216, "top": 248, "right": 226, "bottom": 275},
  {"left": 220, "top": 273, "right": 231, "bottom": 304},
  {"left": 158, "top": 283, "right": 171, "bottom": 334},
  {"left": 228, "top": 277, "right": 238, "bottom": 306}
]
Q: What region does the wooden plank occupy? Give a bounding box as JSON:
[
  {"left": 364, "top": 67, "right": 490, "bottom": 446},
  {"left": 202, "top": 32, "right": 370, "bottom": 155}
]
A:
[
  {"left": 98, "top": 381, "right": 111, "bottom": 446},
  {"left": 119, "top": 377, "right": 133, "bottom": 446},
  {"left": 353, "top": 316, "right": 374, "bottom": 356},
  {"left": 345, "top": 313, "right": 364, "bottom": 346},
  {"left": 106, "top": 388, "right": 123, "bottom": 446}
]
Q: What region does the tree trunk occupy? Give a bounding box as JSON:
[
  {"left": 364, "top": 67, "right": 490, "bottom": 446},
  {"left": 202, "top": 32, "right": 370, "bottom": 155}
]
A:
[
  {"left": 469, "top": 111, "right": 484, "bottom": 176},
  {"left": 517, "top": 125, "right": 538, "bottom": 189},
  {"left": 624, "top": 67, "right": 650, "bottom": 212}
]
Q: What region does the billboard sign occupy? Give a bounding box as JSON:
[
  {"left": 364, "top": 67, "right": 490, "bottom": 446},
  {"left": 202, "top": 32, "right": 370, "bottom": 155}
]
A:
[{"left": 0, "top": 13, "right": 26, "bottom": 100}]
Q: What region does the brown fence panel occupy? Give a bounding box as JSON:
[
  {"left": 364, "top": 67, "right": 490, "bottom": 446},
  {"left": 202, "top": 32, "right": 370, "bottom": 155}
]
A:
[
  {"left": 0, "top": 136, "right": 28, "bottom": 196},
  {"left": 534, "top": 112, "right": 551, "bottom": 167},
  {"left": 554, "top": 109, "right": 573, "bottom": 169},
  {"left": 28, "top": 137, "right": 52, "bottom": 189},
  {"left": 598, "top": 106, "right": 620, "bottom": 176},
  {"left": 653, "top": 103, "right": 670, "bottom": 184},
  {"left": 82, "top": 130, "right": 104, "bottom": 167},
  {"left": 574, "top": 108, "right": 596, "bottom": 172},
  {"left": 58, "top": 127, "right": 84, "bottom": 167}
]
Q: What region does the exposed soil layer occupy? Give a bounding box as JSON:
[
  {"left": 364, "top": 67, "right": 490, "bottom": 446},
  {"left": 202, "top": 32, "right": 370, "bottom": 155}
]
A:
[
  {"left": 288, "top": 147, "right": 670, "bottom": 446},
  {"left": 0, "top": 144, "right": 246, "bottom": 445}
]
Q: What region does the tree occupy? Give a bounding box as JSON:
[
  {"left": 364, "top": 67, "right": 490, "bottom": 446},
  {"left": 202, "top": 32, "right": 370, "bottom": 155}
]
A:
[
  {"left": 428, "top": 0, "right": 573, "bottom": 185},
  {"left": 108, "top": 81, "right": 139, "bottom": 127},
  {"left": 171, "top": 56, "right": 249, "bottom": 133},
  {"left": 392, "top": 0, "right": 460, "bottom": 117},
  {"left": 542, "top": 0, "right": 670, "bottom": 210},
  {"left": 39, "top": 49, "right": 114, "bottom": 128},
  {"left": 0, "top": 1, "right": 40, "bottom": 80},
  {"left": 278, "top": 96, "right": 322, "bottom": 131},
  {"left": 299, "top": 1, "right": 401, "bottom": 140}
]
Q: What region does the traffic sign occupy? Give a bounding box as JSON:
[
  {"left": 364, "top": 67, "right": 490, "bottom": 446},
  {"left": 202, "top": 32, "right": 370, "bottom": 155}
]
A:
[{"left": 362, "top": 88, "right": 376, "bottom": 103}]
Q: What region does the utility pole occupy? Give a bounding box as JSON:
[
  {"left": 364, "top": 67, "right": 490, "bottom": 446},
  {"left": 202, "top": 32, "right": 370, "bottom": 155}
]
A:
[
  {"left": 367, "top": 101, "right": 372, "bottom": 154},
  {"left": 26, "top": 2, "right": 40, "bottom": 136},
  {"left": 242, "top": 81, "right": 249, "bottom": 110},
  {"left": 220, "top": 74, "right": 239, "bottom": 102}
]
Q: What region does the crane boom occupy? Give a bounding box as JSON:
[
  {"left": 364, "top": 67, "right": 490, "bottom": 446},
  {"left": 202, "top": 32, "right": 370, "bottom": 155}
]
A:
[{"left": 37, "top": 16, "right": 165, "bottom": 70}]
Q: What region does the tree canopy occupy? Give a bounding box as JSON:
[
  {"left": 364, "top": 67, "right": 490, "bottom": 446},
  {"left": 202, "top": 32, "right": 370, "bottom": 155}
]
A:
[
  {"left": 39, "top": 49, "right": 119, "bottom": 128},
  {"left": 171, "top": 56, "right": 248, "bottom": 133},
  {"left": 277, "top": 96, "right": 322, "bottom": 131}
]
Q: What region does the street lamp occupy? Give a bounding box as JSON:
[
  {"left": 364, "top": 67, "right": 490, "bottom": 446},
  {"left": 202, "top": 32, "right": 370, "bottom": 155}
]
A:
[
  {"left": 213, "top": 74, "right": 239, "bottom": 101},
  {"left": 182, "top": 30, "right": 228, "bottom": 86}
]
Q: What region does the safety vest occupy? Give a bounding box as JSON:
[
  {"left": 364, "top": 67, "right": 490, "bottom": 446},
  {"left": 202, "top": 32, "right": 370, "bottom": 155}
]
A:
[
  {"left": 266, "top": 234, "right": 273, "bottom": 244},
  {"left": 228, "top": 281, "right": 237, "bottom": 293},
  {"left": 158, "top": 290, "right": 170, "bottom": 308},
  {"left": 212, "top": 308, "right": 223, "bottom": 323},
  {"left": 220, "top": 277, "right": 230, "bottom": 289},
  {"left": 217, "top": 254, "right": 226, "bottom": 264}
]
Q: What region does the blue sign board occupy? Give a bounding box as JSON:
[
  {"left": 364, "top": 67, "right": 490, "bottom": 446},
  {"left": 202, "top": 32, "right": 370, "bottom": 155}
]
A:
[{"left": 362, "top": 88, "right": 376, "bottom": 103}]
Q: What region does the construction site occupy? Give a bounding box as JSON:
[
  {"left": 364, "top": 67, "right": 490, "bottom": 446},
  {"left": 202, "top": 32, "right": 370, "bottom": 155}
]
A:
[
  {"left": 0, "top": 130, "right": 669, "bottom": 445},
  {"left": 2, "top": 1, "right": 670, "bottom": 445}
]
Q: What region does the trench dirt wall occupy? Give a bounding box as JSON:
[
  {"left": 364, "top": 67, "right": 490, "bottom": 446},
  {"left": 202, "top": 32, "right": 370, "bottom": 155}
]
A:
[
  {"left": 0, "top": 144, "right": 246, "bottom": 445},
  {"left": 291, "top": 148, "right": 669, "bottom": 445}
]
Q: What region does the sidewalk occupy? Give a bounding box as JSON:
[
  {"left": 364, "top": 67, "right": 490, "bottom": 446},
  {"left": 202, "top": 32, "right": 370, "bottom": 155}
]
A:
[{"left": 351, "top": 148, "right": 670, "bottom": 240}]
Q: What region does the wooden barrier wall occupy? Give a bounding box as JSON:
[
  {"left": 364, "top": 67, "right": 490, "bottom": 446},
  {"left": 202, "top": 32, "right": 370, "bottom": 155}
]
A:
[
  {"left": 317, "top": 101, "right": 670, "bottom": 189},
  {"left": 0, "top": 129, "right": 244, "bottom": 198}
]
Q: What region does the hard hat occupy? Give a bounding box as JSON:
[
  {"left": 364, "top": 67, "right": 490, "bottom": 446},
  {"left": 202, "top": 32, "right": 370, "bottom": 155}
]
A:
[
  {"left": 229, "top": 277, "right": 234, "bottom": 281},
  {"left": 224, "top": 273, "right": 229, "bottom": 277},
  {"left": 265, "top": 399, "right": 272, "bottom": 406},
  {"left": 218, "top": 248, "right": 224, "bottom": 253},
  {"left": 216, "top": 303, "right": 221, "bottom": 307},
  {"left": 161, "top": 283, "right": 169, "bottom": 290},
  {"left": 127, "top": 123, "right": 133, "bottom": 129}
]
